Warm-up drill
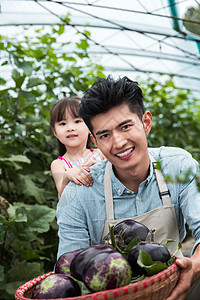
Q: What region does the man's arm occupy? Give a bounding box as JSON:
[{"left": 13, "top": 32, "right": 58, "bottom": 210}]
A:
[
  {"left": 167, "top": 155, "right": 200, "bottom": 299},
  {"left": 167, "top": 243, "right": 200, "bottom": 300},
  {"left": 56, "top": 184, "right": 91, "bottom": 259}
]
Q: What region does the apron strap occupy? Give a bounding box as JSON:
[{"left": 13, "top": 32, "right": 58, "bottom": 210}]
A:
[
  {"left": 104, "top": 156, "right": 172, "bottom": 220},
  {"left": 150, "top": 156, "right": 171, "bottom": 206}
]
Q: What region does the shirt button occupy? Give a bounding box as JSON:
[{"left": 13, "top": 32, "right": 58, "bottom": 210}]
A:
[
  {"left": 126, "top": 190, "right": 131, "bottom": 194},
  {"left": 117, "top": 189, "right": 121, "bottom": 194},
  {"left": 136, "top": 196, "right": 140, "bottom": 201}
]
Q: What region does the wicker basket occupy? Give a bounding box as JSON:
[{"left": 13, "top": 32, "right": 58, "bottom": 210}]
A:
[{"left": 15, "top": 262, "right": 180, "bottom": 300}]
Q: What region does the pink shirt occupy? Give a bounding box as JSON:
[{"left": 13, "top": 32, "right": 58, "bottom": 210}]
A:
[{"left": 58, "top": 149, "right": 102, "bottom": 170}]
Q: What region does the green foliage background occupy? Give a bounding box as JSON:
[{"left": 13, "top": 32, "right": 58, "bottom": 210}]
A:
[{"left": 0, "top": 21, "right": 200, "bottom": 299}]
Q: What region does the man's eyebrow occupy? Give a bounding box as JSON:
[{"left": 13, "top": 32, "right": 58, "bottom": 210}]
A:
[
  {"left": 118, "top": 119, "right": 132, "bottom": 127},
  {"left": 95, "top": 119, "right": 133, "bottom": 136},
  {"left": 95, "top": 129, "right": 109, "bottom": 136}
]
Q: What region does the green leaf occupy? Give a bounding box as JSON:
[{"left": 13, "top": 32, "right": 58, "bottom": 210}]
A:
[
  {"left": 6, "top": 204, "right": 16, "bottom": 219},
  {"left": 137, "top": 250, "right": 168, "bottom": 276},
  {"left": 129, "top": 274, "right": 146, "bottom": 283},
  {"left": 0, "top": 155, "right": 31, "bottom": 164},
  {"left": 125, "top": 236, "right": 140, "bottom": 252},
  {"left": 160, "top": 239, "right": 176, "bottom": 246},
  {"left": 6, "top": 261, "right": 44, "bottom": 282},
  {"left": 0, "top": 88, "right": 9, "bottom": 95},
  {"left": 21, "top": 176, "right": 46, "bottom": 203},
  {"left": 83, "top": 30, "right": 91, "bottom": 37},
  {"left": 2, "top": 213, "right": 27, "bottom": 226},
  {"left": 11, "top": 69, "right": 21, "bottom": 81},
  {"left": 27, "top": 77, "right": 44, "bottom": 88},
  {"left": 154, "top": 160, "right": 161, "bottom": 171},
  {"left": 20, "top": 61, "right": 33, "bottom": 75},
  {"left": 0, "top": 266, "right": 4, "bottom": 282},
  {"left": 0, "top": 214, "right": 8, "bottom": 224},
  {"left": 108, "top": 224, "right": 119, "bottom": 250},
  {"left": 0, "top": 204, "right": 28, "bottom": 226},
  {"left": 27, "top": 205, "right": 56, "bottom": 233},
  {"left": 76, "top": 39, "right": 89, "bottom": 51},
  {"left": 64, "top": 56, "right": 76, "bottom": 62},
  {"left": 172, "top": 241, "right": 182, "bottom": 258},
  {"left": 11, "top": 69, "right": 26, "bottom": 88},
  {"left": 63, "top": 16, "right": 71, "bottom": 24}
]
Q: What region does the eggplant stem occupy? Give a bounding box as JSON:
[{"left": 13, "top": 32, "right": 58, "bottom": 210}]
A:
[
  {"left": 109, "top": 224, "right": 124, "bottom": 255},
  {"left": 146, "top": 228, "right": 156, "bottom": 242}
]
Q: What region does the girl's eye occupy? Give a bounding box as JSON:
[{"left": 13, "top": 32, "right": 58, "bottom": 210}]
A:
[
  {"left": 75, "top": 119, "right": 82, "bottom": 124},
  {"left": 59, "top": 121, "right": 66, "bottom": 126}
]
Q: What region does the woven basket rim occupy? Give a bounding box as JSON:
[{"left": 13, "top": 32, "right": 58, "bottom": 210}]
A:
[{"left": 15, "top": 262, "right": 180, "bottom": 300}]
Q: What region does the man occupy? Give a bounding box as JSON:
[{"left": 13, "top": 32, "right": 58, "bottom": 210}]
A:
[{"left": 56, "top": 76, "right": 200, "bottom": 299}]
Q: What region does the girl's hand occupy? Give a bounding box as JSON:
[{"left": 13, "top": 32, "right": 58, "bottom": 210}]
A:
[
  {"left": 82, "top": 158, "right": 97, "bottom": 168},
  {"left": 66, "top": 166, "right": 93, "bottom": 187}
]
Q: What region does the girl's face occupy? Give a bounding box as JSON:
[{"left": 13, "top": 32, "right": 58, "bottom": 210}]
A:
[{"left": 53, "top": 108, "right": 90, "bottom": 149}]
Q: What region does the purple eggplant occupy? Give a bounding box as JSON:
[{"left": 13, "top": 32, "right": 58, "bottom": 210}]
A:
[
  {"left": 128, "top": 242, "right": 171, "bottom": 275},
  {"left": 102, "top": 219, "right": 150, "bottom": 250},
  {"left": 82, "top": 251, "right": 132, "bottom": 292},
  {"left": 31, "top": 273, "right": 81, "bottom": 299},
  {"left": 70, "top": 244, "right": 114, "bottom": 281},
  {"left": 55, "top": 249, "right": 83, "bottom": 275}
]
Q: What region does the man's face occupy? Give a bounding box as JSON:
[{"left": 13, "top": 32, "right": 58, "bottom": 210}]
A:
[{"left": 90, "top": 103, "right": 152, "bottom": 174}]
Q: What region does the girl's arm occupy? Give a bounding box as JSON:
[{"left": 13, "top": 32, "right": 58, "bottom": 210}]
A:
[{"left": 51, "top": 159, "right": 70, "bottom": 197}]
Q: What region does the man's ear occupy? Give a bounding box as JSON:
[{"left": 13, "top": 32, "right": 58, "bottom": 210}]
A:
[
  {"left": 142, "top": 111, "right": 152, "bottom": 136},
  {"left": 90, "top": 133, "right": 97, "bottom": 146}
]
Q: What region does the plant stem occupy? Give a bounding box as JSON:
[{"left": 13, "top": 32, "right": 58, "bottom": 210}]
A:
[
  {"left": 109, "top": 224, "right": 125, "bottom": 256},
  {"left": 0, "top": 227, "right": 8, "bottom": 265}
]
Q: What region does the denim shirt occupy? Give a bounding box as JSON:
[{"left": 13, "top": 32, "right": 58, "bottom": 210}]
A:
[{"left": 56, "top": 146, "right": 200, "bottom": 259}]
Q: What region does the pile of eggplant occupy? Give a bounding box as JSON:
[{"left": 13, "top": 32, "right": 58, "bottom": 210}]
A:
[{"left": 32, "top": 219, "right": 180, "bottom": 299}]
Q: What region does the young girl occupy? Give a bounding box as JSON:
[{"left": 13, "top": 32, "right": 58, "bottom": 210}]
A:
[{"left": 50, "top": 97, "right": 104, "bottom": 197}]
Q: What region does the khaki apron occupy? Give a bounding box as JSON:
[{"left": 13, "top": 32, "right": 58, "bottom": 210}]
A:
[{"left": 102, "top": 160, "right": 183, "bottom": 257}]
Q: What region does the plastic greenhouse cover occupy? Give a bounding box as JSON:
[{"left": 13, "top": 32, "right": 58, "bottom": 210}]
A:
[{"left": 0, "top": 0, "right": 199, "bottom": 94}]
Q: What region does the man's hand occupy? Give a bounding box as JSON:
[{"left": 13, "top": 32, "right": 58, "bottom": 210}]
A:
[{"left": 166, "top": 257, "right": 193, "bottom": 300}]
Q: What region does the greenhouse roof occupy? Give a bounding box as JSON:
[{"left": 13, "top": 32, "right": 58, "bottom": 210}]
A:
[{"left": 0, "top": 0, "right": 200, "bottom": 93}]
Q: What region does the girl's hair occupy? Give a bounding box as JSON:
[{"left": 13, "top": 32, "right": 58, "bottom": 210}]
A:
[{"left": 50, "top": 97, "right": 92, "bottom": 156}]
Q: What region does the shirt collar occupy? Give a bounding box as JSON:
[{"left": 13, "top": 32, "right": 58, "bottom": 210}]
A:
[
  {"left": 145, "top": 156, "right": 154, "bottom": 186},
  {"left": 110, "top": 157, "right": 155, "bottom": 195}
]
